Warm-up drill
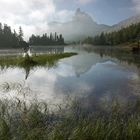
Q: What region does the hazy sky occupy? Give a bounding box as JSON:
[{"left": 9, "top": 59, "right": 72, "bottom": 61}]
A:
[{"left": 0, "top": 0, "right": 139, "bottom": 39}]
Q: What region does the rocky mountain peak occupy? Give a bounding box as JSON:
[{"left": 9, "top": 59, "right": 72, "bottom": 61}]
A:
[{"left": 73, "top": 8, "right": 95, "bottom": 23}]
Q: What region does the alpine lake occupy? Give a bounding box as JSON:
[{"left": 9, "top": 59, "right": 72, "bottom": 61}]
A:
[{"left": 0, "top": 45, "right": 140, "bottom": 110}]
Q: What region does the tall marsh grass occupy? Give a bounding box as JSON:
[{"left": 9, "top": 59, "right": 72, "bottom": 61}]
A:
[{"left": 0, "top": 96, "right": 140, "bottom": 139}]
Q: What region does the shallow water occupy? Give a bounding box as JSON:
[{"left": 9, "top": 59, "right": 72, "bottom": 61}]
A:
[{"left": 0, "top": 46, "right": 140, "bottom": 107}]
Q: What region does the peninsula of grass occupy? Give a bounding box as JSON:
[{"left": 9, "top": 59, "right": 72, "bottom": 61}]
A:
[{"left": 0, "top": 52, "right": 77, "bottom": 68}]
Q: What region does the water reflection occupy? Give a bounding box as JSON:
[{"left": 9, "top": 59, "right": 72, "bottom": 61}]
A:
[
  {"left": 0, "top": 46, "right": 140, "bottom": 108},
  {"left": 85, "top": 46, "right": 140, "bottom": 68},
  {"left": 31, "top": 46, "right": 64, "bottom": 54},
  {"left": 25, "top": 66, "right": 31, "bottom": 80}
]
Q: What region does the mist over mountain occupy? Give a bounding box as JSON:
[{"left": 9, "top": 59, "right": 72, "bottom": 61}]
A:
[
  {"left": 47, "top": 8, "right": 110, "bottom": 42},
  {"left": 35, "top": 9, "right": 140, "bottom": 43}
]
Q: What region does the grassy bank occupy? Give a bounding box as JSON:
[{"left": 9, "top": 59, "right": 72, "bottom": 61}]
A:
[
  {"left": 118, "top": 41, "right": 139, "bottom": 49},
  {"left": 0, "top": 98, "right": 140, "bottom": 140},
  {"left": 0, "top": 52, "right": 77, "bottom": 68}
]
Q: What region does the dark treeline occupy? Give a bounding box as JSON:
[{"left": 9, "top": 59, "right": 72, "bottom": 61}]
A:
[
  {"left": 29, "top": 32, "right": 65, "bottom": 46},
  {"left": 84, "top": 23, "right": 140, "bottom": 45},
  {"left": 0, "top": 23, "right": 24, "bottom": 48}
]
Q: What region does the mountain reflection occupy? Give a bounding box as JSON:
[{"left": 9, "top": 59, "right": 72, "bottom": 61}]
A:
[{"left": 0, "top": 47, "right": 139, "bottom": 108}]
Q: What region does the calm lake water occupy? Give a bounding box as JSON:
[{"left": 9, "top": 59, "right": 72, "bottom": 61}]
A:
[{"left": 0, "top": 45, "right": 140, "bottom": 108}]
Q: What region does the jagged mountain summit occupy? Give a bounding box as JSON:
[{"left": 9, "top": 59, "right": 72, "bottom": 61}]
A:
[
  {"left": 48, "top": 8, "right": 110, "bottom": 42},
  {"left": 73, "top": 8, "right": 94, "bottom": 23}
]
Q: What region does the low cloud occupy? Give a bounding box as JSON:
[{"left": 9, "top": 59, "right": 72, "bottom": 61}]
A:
[
  {"left": 132, "top": 0, "right": 140, "bottom": 13},
  {"left": 0, "top": 0, "right": 74, "bottom": 40},
  {"left": 46, "top": 8, "right": 109, "bottom": 42},
  {"left": 78, "top": 0, "right": 93, "bottom": 4}
]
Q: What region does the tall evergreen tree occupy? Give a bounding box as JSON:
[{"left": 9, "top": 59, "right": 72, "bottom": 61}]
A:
[
  {"left": 18, "top": 26, "right": 24, "bottom": 41},
  {"left": 0, "top": 23, "right": 25, "bottom": 48}
]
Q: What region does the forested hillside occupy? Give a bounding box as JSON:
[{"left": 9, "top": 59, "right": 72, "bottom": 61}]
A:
[{"left": 84, "top": 23, "right": 140, "bottom": 46}]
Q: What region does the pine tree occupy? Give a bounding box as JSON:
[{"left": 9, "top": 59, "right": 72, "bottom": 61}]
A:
[{"left": 18, "top": 26, "right": 24, "bottom": 41}]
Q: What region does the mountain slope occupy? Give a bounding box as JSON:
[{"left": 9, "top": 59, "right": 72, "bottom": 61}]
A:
[{"left": 107, "top": 14, "right": 140, "bottom": 32}]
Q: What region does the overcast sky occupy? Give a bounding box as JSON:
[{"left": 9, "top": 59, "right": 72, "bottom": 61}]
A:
[{"left": 0, "top": 0, "right": 139, "bottom": 39}]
